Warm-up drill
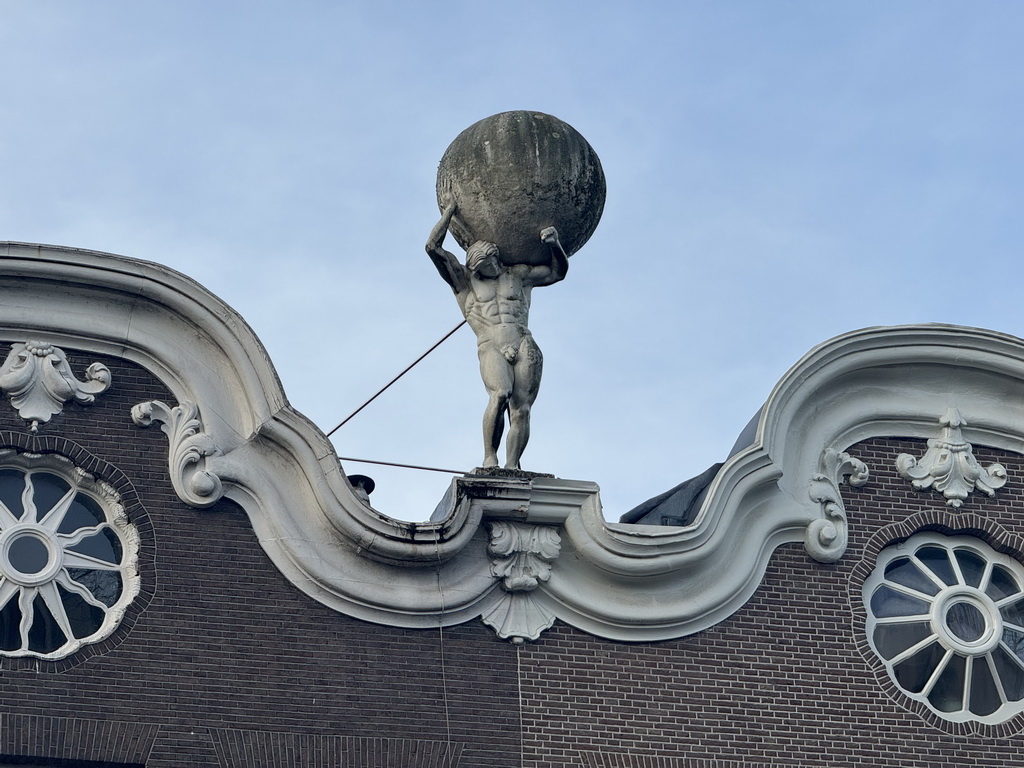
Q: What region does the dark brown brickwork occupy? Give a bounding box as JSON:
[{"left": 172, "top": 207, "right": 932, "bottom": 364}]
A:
[
  {"left": 0, "top": 713, "right": 155, "bottom": 765},
  {"left": 520, "top": 437, "right": 1024, "bottom": 767},
  {"left": 1, "top": 344, "right": 1023, "bottom": 767}
]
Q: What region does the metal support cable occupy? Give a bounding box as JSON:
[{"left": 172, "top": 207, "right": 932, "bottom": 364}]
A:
[
  {"left": 325, "top": 319, "right": 466, "bottom": 438},
  {"left": 336, "top": 456, "right": 466, "bottom": 475}
]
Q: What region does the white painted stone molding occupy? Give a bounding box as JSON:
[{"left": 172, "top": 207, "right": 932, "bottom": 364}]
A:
[
  {"left": 806, "top": 450, "right": 870, "bottom": 563},
  {"left": 10, "top": 243, "right": 1024, "bottom": 642},
  {"left": 131, "top": 400, "right": 225, "bottom": 509},
  {"left": 482, "top": 520, "right": 561, "bottom": 643},
  {"left": 0, "top": 341, "right": 111, "bottom": 432},
  {"left": 895, "top": 407, "right": 1008, "bottom": 508}
]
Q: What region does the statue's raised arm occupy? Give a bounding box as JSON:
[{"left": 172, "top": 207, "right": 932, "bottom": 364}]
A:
[
  {"left": 425, "top": 194, "right": 469, "bottom": 295},
  {"left": 523, "top": 226, "right": 569, "bottom": 288}
]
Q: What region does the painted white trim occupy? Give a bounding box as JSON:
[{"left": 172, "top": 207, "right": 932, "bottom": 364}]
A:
[{"left": 4, "top": 242, "right": 1024, "bottom": 641}]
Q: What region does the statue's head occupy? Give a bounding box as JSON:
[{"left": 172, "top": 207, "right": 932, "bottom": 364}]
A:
[{"left": 466, "top": 241, "right": 501, "bottom": 278}]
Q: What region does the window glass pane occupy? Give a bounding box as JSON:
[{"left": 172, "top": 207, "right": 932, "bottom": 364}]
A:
[
  {"left": 56, "top": 495, "right": 106, "bottom": 534},
  {"left": 56, "top": 583, "right": 105, "bottom": 639},
  {"left": 0, "top": 469, "right": 25, "bottom": 518},
  {"left": 945, "top": 602, "right": 986, "bottom": 643},
  {"left": 0, "top": 595, "right": 22, "bottom": 651},
  {"left": 7, "top": 536, "right": 49, "bottom": 575},
  {"left": 873, "top": 621, "right": 934, "bottom": 661},
  {"left": 993, "top": 645, "right": 1024, "bottom": 701},
  {"left": 29, "top": 473, "right": 70, "bottom": 520},
  {"left": 894, "top": 641, "right": 945, "bottom": 693},
  {"left": 27, "top": 594, "right": 66, "bottom": 655},
  {"left": 954, "top": 549, "right": 986, "bottom": 588},
  {"left": 928, "top": 653, "right": 965, "bottom": 713},
  {"left": 969, "top": 655, "right": 1003, "bottom": 717},
  {"left": 66, "top": 569, "right": 122, "bottom": 607},
  {"left": 66, "top": 528, "right": 120, "bottom": 564},
  {"left": 917, "top": 546, "right": 958, "bottom": 586},
  {"left": 987, "top": 565, "right": 1020, "bottom": 601},
  {"left": 1001, "top": 599, "right": 1024, "bottom": 629},
  {"left": 871, "top": 585, "right": 930, "bottom": 618},
  {"left": 884, "top": 557, "right": 940, "bottom": 595},
  {"left": 1002, "top": 627, "right": 1024, "bottom": 660}
]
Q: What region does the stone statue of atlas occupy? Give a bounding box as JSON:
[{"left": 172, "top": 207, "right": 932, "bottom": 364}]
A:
[{"left": 425, "top": 111, "right": 606, "bottom": 472}]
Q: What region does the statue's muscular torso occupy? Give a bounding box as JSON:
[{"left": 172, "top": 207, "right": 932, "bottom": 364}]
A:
[{"left": 460, "top": 265, "right": 535, "bottom": 346}]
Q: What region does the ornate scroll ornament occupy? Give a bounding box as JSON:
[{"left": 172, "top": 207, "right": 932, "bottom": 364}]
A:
[
  {"left": 896, "top": 408, "right": 1007, "bottom": 508},
  {"left": 805, "top": 449, "right": 869, "bottom": 563},
  {"left": 481, "top": 521, "right": 561, "bottom": 644},
  {"left": 131, "top": 400, "right": 224, "bottom": 508},
  {"left": 0, "top": 341, "right": 112, "bottom": 432}
]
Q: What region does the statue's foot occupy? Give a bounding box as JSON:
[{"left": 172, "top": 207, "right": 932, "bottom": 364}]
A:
[{"left": 483, "top": 456, "right": 499, "bottom": 468}]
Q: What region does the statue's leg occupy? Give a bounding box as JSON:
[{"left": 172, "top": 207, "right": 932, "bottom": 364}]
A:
[
  {"left": 479, "top": 344, "right": 513, "bottom": 468},
  {"left": 505, "top": 338, "right": 543, "bottom": 469}
]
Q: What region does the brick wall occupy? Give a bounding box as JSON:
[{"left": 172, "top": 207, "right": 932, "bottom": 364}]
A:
[{"left": 0, "top": 345, "right": 1021, "bottom": 766}]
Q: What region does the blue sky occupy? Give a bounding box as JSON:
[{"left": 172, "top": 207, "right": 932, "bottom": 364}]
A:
[{"left": 2, "top": 2, "right": 1022, "bottom": 518}]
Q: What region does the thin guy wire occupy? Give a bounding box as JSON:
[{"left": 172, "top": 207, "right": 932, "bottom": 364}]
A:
[
  {"left": 336, "top": 456, "right": 466, "bottom": 475},
  {"left": 325, "top": 319, "right": 467, "bottom": 438}
]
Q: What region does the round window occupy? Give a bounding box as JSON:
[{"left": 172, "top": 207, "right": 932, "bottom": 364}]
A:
[
  {"left": 0, "top": 451, "right": 140, "bottom": 659},
  {"left": 864, "top": 532, "right": 1024, "bottom": 724}
]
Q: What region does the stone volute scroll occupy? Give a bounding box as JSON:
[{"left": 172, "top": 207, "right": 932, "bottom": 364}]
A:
[
  {"left": 131, "top": 400, "right": 225, "bottom": 509},
  {"left": 806, "top": 449, "right": 869, "bottom": 562},
  {"left": 895, "top": 407, "right": 1007, "bottom": 508},
  {"left": 0, "top": 341, "right": 112, "bottom": 432},
  {"left": 426, "top": 111, "right": 606, "bottom": 473}
]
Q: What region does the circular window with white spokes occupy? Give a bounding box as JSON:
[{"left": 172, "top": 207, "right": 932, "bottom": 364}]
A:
[
  {"left": 864, "top": 532, "right": 1024, "bottom": 724},
  {"left": 0, "top": 451, "right": 140, "bottom": 659}
]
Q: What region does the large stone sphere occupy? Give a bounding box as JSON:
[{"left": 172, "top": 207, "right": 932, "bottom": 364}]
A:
[{"left": 437, "top": 111, "right": 606, "bottom": 266}]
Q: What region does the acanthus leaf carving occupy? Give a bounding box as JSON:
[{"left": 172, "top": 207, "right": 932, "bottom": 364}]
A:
[
  {"left": 896, "top": 407, "right": 1007, "bottom": 508},
  {"left": 483, "top": 521, "right": 561, "bottom": 643},
  {"left": 488, "top": 520, "right": 561, "bottom": 590},
  {"left": 805, "top": 449, "right": 869, "bottom": 563},
  {"left": 131, "top": 399, "right": 224, "bottom": 508},
  {"left": 0, "top": 341, "right": 112, "bottom": 432}
]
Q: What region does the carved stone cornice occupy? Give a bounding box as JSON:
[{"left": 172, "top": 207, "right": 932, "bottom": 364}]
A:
[
  {"left": 896, "top": 408, "right": 1007, "bottom": 508},
  {"left": 806, "top": 449, "right": 869, "bottom": 563},
  {"left": 0, "top": 341, "right": 111, "bottom": 432}
]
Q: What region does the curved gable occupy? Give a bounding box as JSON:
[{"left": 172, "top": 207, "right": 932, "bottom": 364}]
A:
[{"left": 3, "top": 242, "right": 1024, "bottom": 642}]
